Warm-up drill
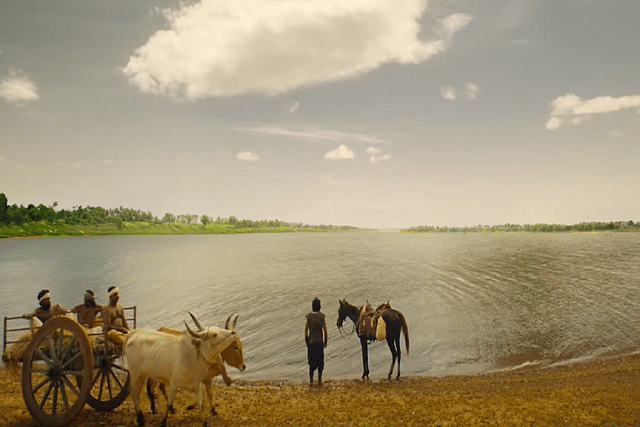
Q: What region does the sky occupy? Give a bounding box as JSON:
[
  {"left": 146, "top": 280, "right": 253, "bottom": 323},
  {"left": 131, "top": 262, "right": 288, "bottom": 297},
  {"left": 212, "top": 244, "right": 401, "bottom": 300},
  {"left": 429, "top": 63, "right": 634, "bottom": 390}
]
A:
[{"left": 1, "top": 0, "right": 639, "bottom": 229}]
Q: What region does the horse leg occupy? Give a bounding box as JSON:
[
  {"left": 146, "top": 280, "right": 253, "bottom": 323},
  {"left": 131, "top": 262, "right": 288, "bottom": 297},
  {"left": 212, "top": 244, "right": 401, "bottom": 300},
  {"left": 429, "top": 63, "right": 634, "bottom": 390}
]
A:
[
  {"left": 395, "top": 335, "right": 402, "bottom": 380},
  {"left": 360, "top": 337, "right": 370, "bottom": 380},
  {"left": 386, "top": 336, "right": 397, "bottom": 381}
]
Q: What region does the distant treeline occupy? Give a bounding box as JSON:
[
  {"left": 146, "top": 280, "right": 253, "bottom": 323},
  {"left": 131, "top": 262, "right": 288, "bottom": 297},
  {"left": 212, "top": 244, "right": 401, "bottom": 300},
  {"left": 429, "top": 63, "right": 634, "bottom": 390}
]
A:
[
  {"left": 406, "top": 221, "right": 640, "bottom": 233},
  {"left": 0, "top": 193, "right": 354, "bottom": 231}
]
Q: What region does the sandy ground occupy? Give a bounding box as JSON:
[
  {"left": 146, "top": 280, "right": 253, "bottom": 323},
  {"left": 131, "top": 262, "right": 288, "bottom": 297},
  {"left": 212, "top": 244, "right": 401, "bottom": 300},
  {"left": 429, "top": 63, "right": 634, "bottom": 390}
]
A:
[{"left": 2, "top": 353, "right": 640, "bottom": 427}]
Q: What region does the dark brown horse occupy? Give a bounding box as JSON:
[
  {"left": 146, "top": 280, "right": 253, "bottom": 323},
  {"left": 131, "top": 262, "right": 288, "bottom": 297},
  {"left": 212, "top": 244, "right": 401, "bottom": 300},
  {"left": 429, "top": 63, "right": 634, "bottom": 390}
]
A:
[{"left": 337, "top": 299, "right": 409, "bottom": 380}]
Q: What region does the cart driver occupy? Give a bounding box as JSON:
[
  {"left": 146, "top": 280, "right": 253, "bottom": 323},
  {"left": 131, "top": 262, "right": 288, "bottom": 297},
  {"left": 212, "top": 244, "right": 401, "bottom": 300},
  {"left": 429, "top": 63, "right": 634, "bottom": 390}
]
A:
[
  {"left": 103, "top": 286, "right": 130, "bottom": 346},
  {"left": 21, "top": 289, "right": 67, "bottom": 332},
  {"left": 70, "top": 290, "right": 103, "bottom": 329}
]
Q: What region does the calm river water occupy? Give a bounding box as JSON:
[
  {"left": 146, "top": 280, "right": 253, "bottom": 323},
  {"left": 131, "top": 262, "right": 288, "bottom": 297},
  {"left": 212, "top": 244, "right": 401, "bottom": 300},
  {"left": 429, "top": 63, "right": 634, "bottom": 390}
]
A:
[{"left": 2, "top": 232, "right": 640, "bottom": 381}]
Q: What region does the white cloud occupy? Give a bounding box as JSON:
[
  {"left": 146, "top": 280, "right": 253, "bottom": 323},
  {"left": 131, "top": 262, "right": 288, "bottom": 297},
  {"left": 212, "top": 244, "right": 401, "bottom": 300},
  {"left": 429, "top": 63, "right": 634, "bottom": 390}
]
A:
[
  {"left": 366, "top": 146, "right": 391, "bottom": 163},
  {"left": 0, "top": 68, "right": 40, "bottom": 104},
  {"left": 324, "top": 144, "right": 355, "bottom": 160},
  {"left": 440, "top": 86, "right": 457, "bottom": 100},
  {"left": 465, "top": 83, "right": 479, "bottom": 99},
  {"left": 441, "top": 82, "right": 478, "bottom": 101},
  {"left": 438, "top": 13, "right": 473, "bottom": 41},
  {"left": 545, "top": 116, "right": 563, "bottom": 130},
  {"left": 122, "top": 0, "right": 472, "bottom": 99},
  {"left": 237, "top": 151, "right": 260, "bottom": 162},
  {"left": 546, "top": 92, "right": 640, "bottom": 130},
  {"left": 574, "top": 95, "right": 640, "bottom": 115},
  {"left": 289, "top": 100, "right": 300, "bottom": 114},
  {"left": 237, "top": 125, "right": 390, "bottom": 144}
]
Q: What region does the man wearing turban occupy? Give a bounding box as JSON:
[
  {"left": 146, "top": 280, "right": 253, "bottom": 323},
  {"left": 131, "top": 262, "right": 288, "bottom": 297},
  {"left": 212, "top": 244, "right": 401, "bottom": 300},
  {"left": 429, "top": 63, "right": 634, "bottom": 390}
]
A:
[
  {"left": 22, "top": 289, "right": 68, "bottom": 332},
  {"left": 70, "top": 290, "right": 103, "bottom": 329},
  {"left": 103, "top": 286, "right": 130, "bottom": 346}
]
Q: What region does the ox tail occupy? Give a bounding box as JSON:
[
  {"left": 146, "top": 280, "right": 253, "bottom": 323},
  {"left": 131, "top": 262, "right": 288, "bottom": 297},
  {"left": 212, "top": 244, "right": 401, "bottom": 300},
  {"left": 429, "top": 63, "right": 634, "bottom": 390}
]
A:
[{"left": 399, "top": 311, "right": 409, "bottom": 355}]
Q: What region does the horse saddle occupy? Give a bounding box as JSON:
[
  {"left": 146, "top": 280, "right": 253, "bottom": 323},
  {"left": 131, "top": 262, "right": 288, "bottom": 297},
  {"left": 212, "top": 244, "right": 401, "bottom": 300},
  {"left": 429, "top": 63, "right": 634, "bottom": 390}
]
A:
[
  {"left": 358, "top": 314, "right": 376, "bottom": 338},
  {"left": 357, "top": 301, "right": 390, "bottom": 341}
]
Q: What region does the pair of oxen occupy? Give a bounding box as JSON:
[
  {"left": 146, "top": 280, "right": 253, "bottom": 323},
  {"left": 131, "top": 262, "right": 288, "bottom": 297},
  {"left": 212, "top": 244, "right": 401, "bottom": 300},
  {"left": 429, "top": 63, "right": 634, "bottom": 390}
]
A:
[{"left": 124, "top": 313, "right": 245, "bottom": 427}]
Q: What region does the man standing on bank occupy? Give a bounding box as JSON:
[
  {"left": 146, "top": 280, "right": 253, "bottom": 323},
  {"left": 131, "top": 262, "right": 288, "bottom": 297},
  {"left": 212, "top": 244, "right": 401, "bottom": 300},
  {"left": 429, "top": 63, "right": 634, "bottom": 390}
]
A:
[{"left": 305, "top": 297, "right": 328, "bottom": 387}]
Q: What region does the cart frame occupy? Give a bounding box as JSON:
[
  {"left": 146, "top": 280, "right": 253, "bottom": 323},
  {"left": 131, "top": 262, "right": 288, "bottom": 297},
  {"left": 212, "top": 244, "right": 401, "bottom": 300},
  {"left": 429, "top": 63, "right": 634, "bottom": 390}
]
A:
[{"left": 3, "top": 306, "right": 136, "bottom": 426}]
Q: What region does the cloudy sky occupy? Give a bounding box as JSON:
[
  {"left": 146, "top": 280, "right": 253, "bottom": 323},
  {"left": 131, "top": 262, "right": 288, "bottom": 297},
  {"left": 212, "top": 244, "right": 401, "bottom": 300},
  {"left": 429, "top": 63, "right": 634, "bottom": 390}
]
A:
[{"left": 1, "top": 0, "right": 639, "bottom": 229}]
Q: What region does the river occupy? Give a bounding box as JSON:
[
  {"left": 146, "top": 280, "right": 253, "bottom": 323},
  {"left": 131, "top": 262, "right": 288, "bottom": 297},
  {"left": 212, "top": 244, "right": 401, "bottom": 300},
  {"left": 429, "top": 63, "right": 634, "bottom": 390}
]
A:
[{"left": 2, "top": 232, "right": 640, "bottom": 381}]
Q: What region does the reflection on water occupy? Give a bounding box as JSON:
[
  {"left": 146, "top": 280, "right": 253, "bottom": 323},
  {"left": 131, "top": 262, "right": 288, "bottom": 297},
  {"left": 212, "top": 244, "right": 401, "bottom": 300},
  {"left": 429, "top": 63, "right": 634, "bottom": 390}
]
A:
[{"left": 2, "top": 232, "right": 640, "bottom": 381}]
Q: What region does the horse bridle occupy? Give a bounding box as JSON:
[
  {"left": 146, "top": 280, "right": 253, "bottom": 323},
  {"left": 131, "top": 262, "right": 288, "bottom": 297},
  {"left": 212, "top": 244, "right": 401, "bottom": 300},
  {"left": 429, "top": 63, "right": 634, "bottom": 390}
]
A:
[{"left": 338, "top": 323, "right": 355, "bottom": 339}]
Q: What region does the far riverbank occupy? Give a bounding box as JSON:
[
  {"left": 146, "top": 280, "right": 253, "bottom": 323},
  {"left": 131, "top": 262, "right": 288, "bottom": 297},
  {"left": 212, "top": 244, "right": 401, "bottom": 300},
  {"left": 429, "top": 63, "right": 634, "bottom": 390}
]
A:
[{"left": 0, "top": 220, "right": 358, "bottom": 239}]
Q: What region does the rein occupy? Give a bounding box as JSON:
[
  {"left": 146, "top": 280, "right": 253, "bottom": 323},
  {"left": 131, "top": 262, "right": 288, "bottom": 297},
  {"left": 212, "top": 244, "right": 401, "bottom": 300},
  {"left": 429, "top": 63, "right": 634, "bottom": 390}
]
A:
[{"left": 338, "top": 323, "right": 355, "bottom": 339}]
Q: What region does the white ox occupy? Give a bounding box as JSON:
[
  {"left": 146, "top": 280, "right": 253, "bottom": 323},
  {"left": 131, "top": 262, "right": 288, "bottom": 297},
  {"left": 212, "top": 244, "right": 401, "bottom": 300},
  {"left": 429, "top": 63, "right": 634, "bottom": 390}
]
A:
[
  {"left": 124, "top": 315, "right": 238, "bottom": 427},
  {"left": 148, "top": 315, "right": 245, "bottom": 415}
]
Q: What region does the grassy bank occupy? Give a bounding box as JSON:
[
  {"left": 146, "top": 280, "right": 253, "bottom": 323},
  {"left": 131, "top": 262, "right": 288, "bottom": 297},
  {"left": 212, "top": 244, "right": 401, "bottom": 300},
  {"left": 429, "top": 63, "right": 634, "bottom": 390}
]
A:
[
  {"left": 0, "top": 220, "right": 335, "bottom": 238},
  {"left": 3, "top": 353, "right": 640, "bottom": 426}
]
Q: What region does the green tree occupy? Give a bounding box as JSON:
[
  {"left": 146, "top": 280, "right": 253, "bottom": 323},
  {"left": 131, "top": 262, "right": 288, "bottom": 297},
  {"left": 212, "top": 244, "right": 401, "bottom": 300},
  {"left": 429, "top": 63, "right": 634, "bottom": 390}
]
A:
[
  {"left": 163, "top": 213, "right": 176, "bottom": 223},
  {"left": 201, "top": 215, "right": 211, "bottom": 226},
  {"left": 0, "top": 193, "right": 7, "bottom": 225}
]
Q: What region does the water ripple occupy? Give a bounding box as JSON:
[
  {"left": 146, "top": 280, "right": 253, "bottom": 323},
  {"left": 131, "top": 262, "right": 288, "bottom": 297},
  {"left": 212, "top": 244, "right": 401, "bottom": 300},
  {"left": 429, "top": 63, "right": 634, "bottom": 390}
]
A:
[{"left": 2, "top": 232, "right": 640, "bottom": 380}]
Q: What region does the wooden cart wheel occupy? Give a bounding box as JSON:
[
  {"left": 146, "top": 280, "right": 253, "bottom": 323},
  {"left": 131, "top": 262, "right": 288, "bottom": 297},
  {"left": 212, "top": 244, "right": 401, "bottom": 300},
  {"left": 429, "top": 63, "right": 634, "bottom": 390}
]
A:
[
  {"left": 21, "top": 316, "right": 93, "bottom": 427},
  {"left": 86, "top": 341, "right": 130, "bottom": 411}
]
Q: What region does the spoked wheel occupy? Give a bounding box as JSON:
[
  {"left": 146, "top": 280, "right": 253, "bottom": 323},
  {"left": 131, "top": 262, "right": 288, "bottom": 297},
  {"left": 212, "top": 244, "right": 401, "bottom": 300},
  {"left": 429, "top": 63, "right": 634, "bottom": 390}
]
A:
[
  {"left": 86, "top": 341, "right": 129, "bottom": 411},
  {"left": 21, "top": 316, "right": 93, "bottom": 427}
]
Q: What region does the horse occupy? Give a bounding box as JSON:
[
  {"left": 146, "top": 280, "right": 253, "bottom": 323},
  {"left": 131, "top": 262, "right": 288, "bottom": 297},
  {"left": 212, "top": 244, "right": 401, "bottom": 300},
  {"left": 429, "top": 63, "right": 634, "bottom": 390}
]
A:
[{"left": 337, "top": 299, "right": 409, "bottom": 380}]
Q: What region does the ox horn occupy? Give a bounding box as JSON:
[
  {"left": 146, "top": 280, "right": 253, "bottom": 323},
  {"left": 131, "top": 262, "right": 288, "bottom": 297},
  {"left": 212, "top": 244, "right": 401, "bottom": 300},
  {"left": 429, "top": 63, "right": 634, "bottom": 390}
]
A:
[
  {"left": 225, "top": 315, "right": 239, "bottom": 331},
  {"left": 189, "top": 311, "right": 204, "bottom": 331},
  {"left": 184, "top": 320, "right": 204, "bottom": 339}
]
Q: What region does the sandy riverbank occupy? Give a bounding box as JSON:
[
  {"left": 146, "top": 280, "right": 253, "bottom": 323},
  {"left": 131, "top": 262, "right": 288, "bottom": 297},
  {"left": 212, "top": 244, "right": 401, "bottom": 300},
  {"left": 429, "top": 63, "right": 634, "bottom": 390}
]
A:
[{"left": 2, "top": 353, "right": 640, "bottom": 427}]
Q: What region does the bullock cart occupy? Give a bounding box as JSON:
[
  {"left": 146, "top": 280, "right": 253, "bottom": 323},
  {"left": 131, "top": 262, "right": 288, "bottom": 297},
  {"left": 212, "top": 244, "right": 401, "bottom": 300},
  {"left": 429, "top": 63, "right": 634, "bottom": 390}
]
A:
[{"left": 2, "top": 307, "right": 136, "bottom": 426}]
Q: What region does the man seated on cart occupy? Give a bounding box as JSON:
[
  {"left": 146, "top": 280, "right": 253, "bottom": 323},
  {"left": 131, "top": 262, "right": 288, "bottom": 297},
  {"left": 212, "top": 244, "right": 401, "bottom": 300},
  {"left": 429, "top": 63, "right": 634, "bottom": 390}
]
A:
[
  {"left": 21, "top": 289, "right": 67, "bottom": 333},
  {"left": 103, "top": 286, "right": 130, "bottom": 346},
  {"left": 70, "top": 289, "right": 103, "bottom": 331}
]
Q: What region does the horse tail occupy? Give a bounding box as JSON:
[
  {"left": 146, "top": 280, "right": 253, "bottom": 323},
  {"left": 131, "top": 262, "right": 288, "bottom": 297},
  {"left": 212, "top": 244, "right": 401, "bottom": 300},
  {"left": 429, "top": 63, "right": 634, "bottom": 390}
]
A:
[{"left": 398, "top": 310, "right": 409, "bottom": 355}]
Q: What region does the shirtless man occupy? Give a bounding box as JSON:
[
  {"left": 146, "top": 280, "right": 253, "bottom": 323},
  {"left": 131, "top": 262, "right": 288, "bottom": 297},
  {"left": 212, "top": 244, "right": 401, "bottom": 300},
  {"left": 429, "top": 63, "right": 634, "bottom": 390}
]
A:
[
  {"left": 22, "top": 289, "right": 67, "bottom": 331},
  {"left": 103, "top": 286, "right": 130, "bottom": 345},
  {"left": 70, "top": 290, "right": 103, "bottom": 329}
]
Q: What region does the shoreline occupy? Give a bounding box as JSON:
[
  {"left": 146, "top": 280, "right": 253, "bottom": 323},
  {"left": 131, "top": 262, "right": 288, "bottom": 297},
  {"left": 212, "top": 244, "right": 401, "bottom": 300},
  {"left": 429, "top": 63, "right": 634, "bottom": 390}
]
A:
[{"left": 3, "top": 353, "right": 640, "bottom": 426}]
